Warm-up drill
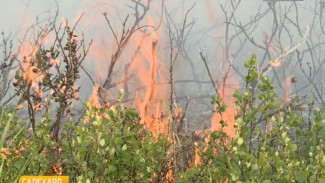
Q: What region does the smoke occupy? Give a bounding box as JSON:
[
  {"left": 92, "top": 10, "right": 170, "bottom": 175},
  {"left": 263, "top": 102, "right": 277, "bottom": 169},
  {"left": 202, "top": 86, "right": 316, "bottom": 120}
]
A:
[{"left": 1, "top": 0, "right": 323, "bottom": 131}]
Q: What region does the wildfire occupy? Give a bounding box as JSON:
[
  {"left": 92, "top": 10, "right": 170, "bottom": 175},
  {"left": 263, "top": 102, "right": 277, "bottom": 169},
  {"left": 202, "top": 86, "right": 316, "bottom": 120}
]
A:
[
  {"left": 270, "top": 59, "right": 281, "bottom": 67},
  {"left": 211, "top": 77, "right": 239, "bottom": 139},
  {"left": 89, "top": 84, "right": 101, "bottom": 108},
  {"left": 135, "top": 35, "right": 159, "bottom": 134},
  {"left": 22, "top": 66, "right": 40, "bottom": 86},
  {"left": 130, "top": 16, "right": 170, "bottom": 137},
  {"left": 193, "top": 74, "right": 239, "bottom": 166},
  {"left": 19, "top": 43, "right": 44, "bottom": 94},
  {"left": 50, "top": 58, "right": 60, "bottom": 66},
  {"left": 283, "top": 76, "right": 292, "bottom": 103}
]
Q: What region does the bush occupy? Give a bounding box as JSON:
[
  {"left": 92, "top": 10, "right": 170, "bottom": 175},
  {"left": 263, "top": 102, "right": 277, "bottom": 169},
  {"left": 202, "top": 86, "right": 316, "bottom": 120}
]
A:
[
  {"left": 0, "top": 93, "right": 172, "bottom": 182},
  {"left": 180, "top": 54, "right": 325, "bottom": 182},
  {"left": 1, "top": 54, "right": 325, "bottom": 182}
]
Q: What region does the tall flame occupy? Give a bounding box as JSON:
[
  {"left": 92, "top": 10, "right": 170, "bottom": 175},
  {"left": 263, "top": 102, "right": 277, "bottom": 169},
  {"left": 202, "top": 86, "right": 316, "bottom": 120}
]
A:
[
  {"left": 283, "top": 76, "right": 292, "bottom": 103},
  {"left": 135, "top": 36, "right": 160, "bottom": 132},
  {"left": 19, "top": 43, "right": 44, "bottom": 93},
  {"left": 211, "top": 77, "right": 239, "bottom": 139},
  {"left": 131, "top": 16, "right": 169, "bottom": 136},
  {"left": 89, "top": 84, "right": 101, "bottom": 108}
]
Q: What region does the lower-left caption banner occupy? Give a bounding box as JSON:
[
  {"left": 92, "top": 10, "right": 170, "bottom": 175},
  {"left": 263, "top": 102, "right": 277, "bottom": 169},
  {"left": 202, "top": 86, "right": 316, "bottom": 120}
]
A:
[{"left": 19, "top": 176, "right": 69, "bottom": 183}]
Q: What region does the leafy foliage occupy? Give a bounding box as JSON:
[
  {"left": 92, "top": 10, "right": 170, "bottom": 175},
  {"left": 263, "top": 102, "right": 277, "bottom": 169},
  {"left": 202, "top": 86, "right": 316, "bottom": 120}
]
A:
[
  {"left": 13, "top": 21, "right": 91, "bottom": 140},
  {"left": 0, "top": 94, "right": 172, "bottom": 182},
  {"left": 180, "top": 54, "right": 325, "bottom": 182},
  {"left": 1, "top": 54, "right": 325, "bottom": 182}
]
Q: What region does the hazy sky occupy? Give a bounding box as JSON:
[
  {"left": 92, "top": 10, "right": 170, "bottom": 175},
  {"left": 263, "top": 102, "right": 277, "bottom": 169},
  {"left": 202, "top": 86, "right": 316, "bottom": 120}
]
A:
[
  {"left": 0, "top": 0, "right": 318, "bottom": 98},
  {"left": 0, "top": 0, "right": 307, "bottom": 37},
  {"left": 1, "top": 0, "right": 322, "bottom": 127}
]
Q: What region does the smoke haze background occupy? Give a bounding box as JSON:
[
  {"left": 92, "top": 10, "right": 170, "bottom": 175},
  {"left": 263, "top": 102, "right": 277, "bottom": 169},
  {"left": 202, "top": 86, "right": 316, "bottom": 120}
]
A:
[{"left": 0, "top": 0, "right": 322, "bottom": 130}]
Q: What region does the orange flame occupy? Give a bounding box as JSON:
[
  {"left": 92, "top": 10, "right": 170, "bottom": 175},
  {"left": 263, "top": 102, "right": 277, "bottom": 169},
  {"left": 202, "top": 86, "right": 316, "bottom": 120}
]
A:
[
  {"left": 270, "top": 60, "right": 281, "bottom": 67},
  {"left": 211, "top": 76, "right": 239, "bottom": 140},
  {"left": 136, "top": 35, "right": 158, "bottom": 133},
  {"left": 50, "top": 59, "right": 60, "bottom": 66},
  {"left": 283, "top": 76, "right": 292, "bottom": 103},
  {"left": 89, "top": 84, "right": 101, "bottom": 108},
  {"left": 194, "top": 75, "right": 239, "bottom": 166},
  {"left": 19, "top": 44, "right": 44, "bottom": 93},
  {"left": 37, "top": 31, "right": 53, "bottom": 46},
  {"left": 193, "top": 130, "right": 210, "bottom": 166},
  {"left": 129, "top": 16, "right": 169, "bottom": 137}
]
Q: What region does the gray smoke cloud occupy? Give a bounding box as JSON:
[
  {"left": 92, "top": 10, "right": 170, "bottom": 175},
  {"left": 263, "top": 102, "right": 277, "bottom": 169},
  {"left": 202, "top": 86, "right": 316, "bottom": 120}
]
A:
[{"left": 0, "top": 0, "right": 322, "bottom": 131}]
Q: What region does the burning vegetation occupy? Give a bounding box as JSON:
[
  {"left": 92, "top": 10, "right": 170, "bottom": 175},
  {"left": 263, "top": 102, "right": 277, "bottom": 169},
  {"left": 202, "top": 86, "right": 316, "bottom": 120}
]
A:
[{"left": 1, "top": 0, "right": 325, "bottom": 182}]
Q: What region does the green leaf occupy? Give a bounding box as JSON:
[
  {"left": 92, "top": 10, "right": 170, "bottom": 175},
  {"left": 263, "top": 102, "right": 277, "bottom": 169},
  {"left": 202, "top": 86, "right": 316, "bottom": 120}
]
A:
[
  {"left": 237, "top": 137, "right": 244, "bottom": 146},
  {"left": 100, "top": 139, "right": 105, "bottom": 147},
  {"left": 88, "top": 171, "right": 94, "bottom": 178},
  {"left": 244, "top": 60, "right": 250, "bottom": 68},
  {"left": 0, "top": 112, "right": 14, "bottom": 150},
  {"left": 122, "top": 144, "right": 127, "bottom": 151},
  {"left": 288, "top": 143, "right": 297, "bottom": 151},
  {"left": 250, "top": 58, "right": 256, "bottom": 65},
  {"left": 109, "top": 148, "right": 115, "bottom": 156}
]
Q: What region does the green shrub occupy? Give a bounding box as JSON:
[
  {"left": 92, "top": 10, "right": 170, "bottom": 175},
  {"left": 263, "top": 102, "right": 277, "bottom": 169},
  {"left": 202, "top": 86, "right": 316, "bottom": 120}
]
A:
[
  {"left": 60, "top": 100, "right": 172, "bottom": 182},
  {"left": 1, "top": 54, "right": 325, "bottom": 182},
  {"left": 0, "top": 92, "right": 172, "bottom": 182},
  {"left": 179, "top": 54, "right": 325, "bottom": 182}
]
